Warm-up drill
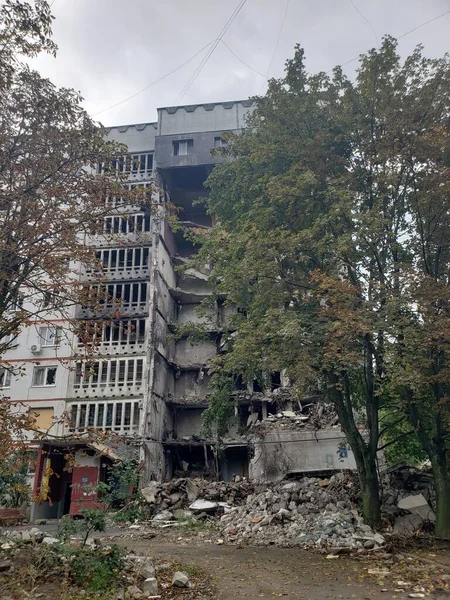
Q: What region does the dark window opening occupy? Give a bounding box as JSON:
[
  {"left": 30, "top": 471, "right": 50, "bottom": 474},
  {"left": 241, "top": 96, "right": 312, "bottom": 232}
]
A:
[
  {"left": 173, "top": 139, "right": 194, "bottom": 156},
  {"left": 271, "top": 372, "right": 281, "bottom": 391}
]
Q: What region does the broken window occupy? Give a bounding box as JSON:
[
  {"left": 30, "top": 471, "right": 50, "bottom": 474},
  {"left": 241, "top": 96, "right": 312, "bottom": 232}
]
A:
[
  {"left": 173, "top": 139, "right": 194, "bottom": 156},
  {"left": 0, "top": 367, "right": 11, "bottom": 388},
  {"left": 270, "top": 372, "right": 281, "bottom": 391},
  {"left": 32, "top": 366, "right": 57, "bottom": 386},
  {"left": 39, "top": 326, "right": 62, "bottom": 347}
]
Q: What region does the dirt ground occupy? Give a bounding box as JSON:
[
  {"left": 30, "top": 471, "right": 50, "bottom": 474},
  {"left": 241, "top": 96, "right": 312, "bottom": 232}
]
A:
[
  {"left": 3, "top": 524, "right": 450, "bottom": 599},
  {"left": 116, "top": 530, "right": 448, "bottom": 600}
]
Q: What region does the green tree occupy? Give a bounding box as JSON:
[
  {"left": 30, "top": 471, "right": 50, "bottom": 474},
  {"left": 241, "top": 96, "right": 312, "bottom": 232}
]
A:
[
  {"left": 195, "top": 38, "right": 450, "bottom": 534},
  {"left": 0, "top": 0, "right": 147, "bottom": 356}
]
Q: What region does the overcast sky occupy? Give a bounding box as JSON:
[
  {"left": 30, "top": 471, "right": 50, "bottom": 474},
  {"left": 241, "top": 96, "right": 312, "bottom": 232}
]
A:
[{"left": 31, "top": 0, "right": 450, "bottom": 126}]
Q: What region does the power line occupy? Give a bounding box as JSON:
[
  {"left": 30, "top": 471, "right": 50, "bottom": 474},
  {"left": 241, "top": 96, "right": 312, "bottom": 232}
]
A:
[
  {"left": 328, "top": 8, "right": 450, "bottom": 74},
  {"left": 349, "top": 0, "right": 378, "bottom": 45},
  {"left": 173, "top": 0, "right": 248, "bottom": 106},
  {"left": 93, "top": 40, "right": 215, "bottom": 117},
  {"left": 397, "top": 9, "right": 450, "bottom": 39},
  {"left": 259, "top": 0, "right": 290, "bottom": 94},
  {"left": 220, "top": 40, "right": 268, "bottom": 78}
]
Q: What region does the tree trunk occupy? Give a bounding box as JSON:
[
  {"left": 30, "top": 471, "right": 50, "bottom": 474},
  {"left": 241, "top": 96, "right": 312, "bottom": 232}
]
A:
[
  {"left": 431, "top": 455, "right": 450, "bottom": 540},
  {"left": 327, "top": 373, "right": 381, "bottom": 527},
  {"left": 357, "top": 451, "right": 381, "bottom": 528}
]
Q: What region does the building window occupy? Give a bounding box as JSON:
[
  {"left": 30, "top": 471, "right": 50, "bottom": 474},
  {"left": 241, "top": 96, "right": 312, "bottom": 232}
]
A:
[
  {"left": 105, "top": 182, "right": 152, "bottom": 208},
  {"left": 69, "top": 400, "right": 140, "bottom": 434},
  {"left": 100, "top": 153, "right": 153, "bottom": 177},
  {"left": 39, "top": 326, "right": 62, "bottom": 347},
  {"left": 74, "top": 358, "right": 144, "bottom": 389},
  {"left": 0, "top": 367, "right": 11, "bottom": 388},
  {"left": 172, "top": 139, "right": 193, "bottom": 156},
  {"left": 103, "top": 213, "right": 151, "bottom": 234},
  {"left": 11, "top": 294, "right": 24, "bottom": 312},
  {"left": 29, "top": 407, "right": 54, "bottom": 431},
  {"left": 93, "top": 247, "right": 150, "bottom": 273},
  {"left": 32, "top": 366, "right": 57, "bottom": 387},
  {"left": 77, "top": 319, "right": 146, "bottom": 348},
  {"left": 214, "top": 136, "right": 227, "bottom": 148}
]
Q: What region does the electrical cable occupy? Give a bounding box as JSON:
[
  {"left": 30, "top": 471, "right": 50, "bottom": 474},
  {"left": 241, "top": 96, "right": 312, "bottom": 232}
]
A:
[
  {"left": 349, "top": 0, "right": 378, "bottom": 45},
  {"left": 173, "top": 0, "right": 247, "bottom": 106},
  {"left": 93, "top": 39, "right": 216, "bottom": 117},
  {"left": 259, "top": 0, "right": 290, "bottom": 94},
  {"left": 328, "top": 8, "right": 450, "bottom": 73},
  {"left": 220, "top": 40, "right": 268, "bottom": 78}
]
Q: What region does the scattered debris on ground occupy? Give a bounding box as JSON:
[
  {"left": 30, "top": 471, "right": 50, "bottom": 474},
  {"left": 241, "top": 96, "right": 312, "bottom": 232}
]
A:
[{"left": 0, "top": 531, "right": 216, "bottom": 600}]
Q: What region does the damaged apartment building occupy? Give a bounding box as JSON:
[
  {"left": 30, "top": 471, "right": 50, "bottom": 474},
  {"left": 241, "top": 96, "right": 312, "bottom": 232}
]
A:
[
  {"left": 102, "top": 100, "right": 357, "bottom": 484},
  {"left": 4, "top": 100, "right": 358, "bottom": 506}
]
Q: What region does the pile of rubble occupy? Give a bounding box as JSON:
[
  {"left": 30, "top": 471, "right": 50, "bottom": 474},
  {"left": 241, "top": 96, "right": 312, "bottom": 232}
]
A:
[
  {"left": 250, "top": 401, "right": 339, "bottom": 434},
  {"left": 141, "top": 477, "right": 254, "bottom": 517},
  {"left": 218, "top": 474, "right": 386, "bottom": 551},
  {"left": 381, "top": 464, "right": 435, "bottom": 512}
]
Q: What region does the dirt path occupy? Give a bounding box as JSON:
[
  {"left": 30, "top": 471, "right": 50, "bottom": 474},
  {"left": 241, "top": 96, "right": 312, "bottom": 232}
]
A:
[{"left": 121, "top": 538, "right": 394, "bottom": 600}]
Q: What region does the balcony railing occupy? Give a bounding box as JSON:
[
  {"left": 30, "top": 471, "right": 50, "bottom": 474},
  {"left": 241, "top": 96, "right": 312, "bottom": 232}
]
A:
[
  {"left": 76, "top": 318, "right": 147, "bottom": 356},
  {"left": 76, "top": 282, "right": 148, "bottom": 318},
  {"left": 71, "top": 358, "right": 145, "bottom": 398},
  {"left": 68, "top": 399, "right": 140, "bottom": 435},
  {"left": 83, "top": 247, "right": 150, "bottom": 282}
]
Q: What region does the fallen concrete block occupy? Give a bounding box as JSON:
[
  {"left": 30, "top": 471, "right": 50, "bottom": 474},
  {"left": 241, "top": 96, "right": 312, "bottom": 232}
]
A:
[
  {"left": 189, "top": 499, "right": 217, "bottom": 512},
  {"left": 186, "top": 479, "right": 200, "bottom": 502},
  {"left": 143, "top": 577, "right": 158, "bottom": 596},
  {"left": 141, "top": 482, "right": 159, "bottom": 504},
  {"left": 393, "top": 513, "right": 423, "bottom": 536},
  {"left": 172, "top": 571, "right": 190, "bottom": 588},
  {"left": 42, "top": 536, "right": 59, "bottom": 545},
  {"left": 397, "top": 494, "right": 435, "bottom": 522}
]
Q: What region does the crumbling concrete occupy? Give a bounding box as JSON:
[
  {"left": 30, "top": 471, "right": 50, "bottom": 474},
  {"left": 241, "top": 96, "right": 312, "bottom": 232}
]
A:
[{"left": 249, "top": 429, "right": 356, "bottom": 483}]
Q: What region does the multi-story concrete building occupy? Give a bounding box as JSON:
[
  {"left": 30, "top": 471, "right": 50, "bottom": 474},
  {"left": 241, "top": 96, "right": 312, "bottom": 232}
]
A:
[{"left": 2, "top": 99, "right": 357, "bottom": 518}]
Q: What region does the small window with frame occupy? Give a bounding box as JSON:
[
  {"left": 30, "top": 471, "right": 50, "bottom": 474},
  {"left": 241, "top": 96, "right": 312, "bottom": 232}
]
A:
[{"left": 32, "top": 366, "right": 57, "bottom": 387}]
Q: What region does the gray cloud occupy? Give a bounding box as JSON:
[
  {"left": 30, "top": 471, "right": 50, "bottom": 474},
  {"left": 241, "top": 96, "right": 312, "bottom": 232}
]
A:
[{"left": 31, "top": 0, "right": 450, "bottom": 126}]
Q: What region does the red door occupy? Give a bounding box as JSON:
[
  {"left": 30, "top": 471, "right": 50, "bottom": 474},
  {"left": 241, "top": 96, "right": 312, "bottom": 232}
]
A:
[{"left": 69, "top": 466, "right": 103, "bottom": 516}]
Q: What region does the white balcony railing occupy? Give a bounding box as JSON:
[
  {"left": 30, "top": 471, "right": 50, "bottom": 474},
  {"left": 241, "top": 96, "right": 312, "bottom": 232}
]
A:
[
  {"left": 68, "top": 399, "right": 140, "bottom": 435},
  {"left": 72, "top": 358, "right": 145, "bottom": 398},
  {"left": 84, "top": 247, "right": 150, "bottom": 281},
  {"left": 77, "top": 318, "right": 146, "bottom": 356},
  {"left": 77, "top": 282, "right": 148, "bottom": 318}
]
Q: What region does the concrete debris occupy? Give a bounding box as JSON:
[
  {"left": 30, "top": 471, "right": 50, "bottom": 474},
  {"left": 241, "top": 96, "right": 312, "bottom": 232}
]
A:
[
  {"left": 143, "top": 577, "right": 158, "bottom": 596},
  {"left": 140, "top": 562, "right": 156, "bottom": 579},
  {"left": 41, "top": 536, "right": 59, "bottom": 545},
  {"left": 172, "top": 571, "right": 190, "bottom": 588},
  {"left": 381, "top": 465, "right": 435, "bottom": 512},
  {"left": 397, "top": 494, "right": 436, "bottom": 522},
  {"left": 219, "top": 473, "right": 386, "bottom": 550},
  {"left": 126, "top": 584, "right": 145, "bottom": 600},
  {"left": 189, "top": 499, "right": 217, "bottom": 513},
  {"left": 141, "top": 482, "right": 159, "bottom": 504},
  {"left": 250, "top": 400, "right": 339, "bottom": 433},
  {"left": 186, "top": 479, "right": 200, "bottom": 502},
  {"left": 0, "top": 560, "right": 12, "bottom": 573},
  {"left": 140, "top": 477, "right": 254, "bottom": 515},
  {"left": 393, "top": 514, "right": 423, "bottom": 536}
]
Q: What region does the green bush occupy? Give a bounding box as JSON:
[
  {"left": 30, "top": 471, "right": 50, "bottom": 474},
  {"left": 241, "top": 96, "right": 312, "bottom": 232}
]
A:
[
  {"left": 58, "top": 508, "right": 107, "bottom": 545},
  {"left": 66, "top": 545, "right": 124, "bottom": 592}
]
